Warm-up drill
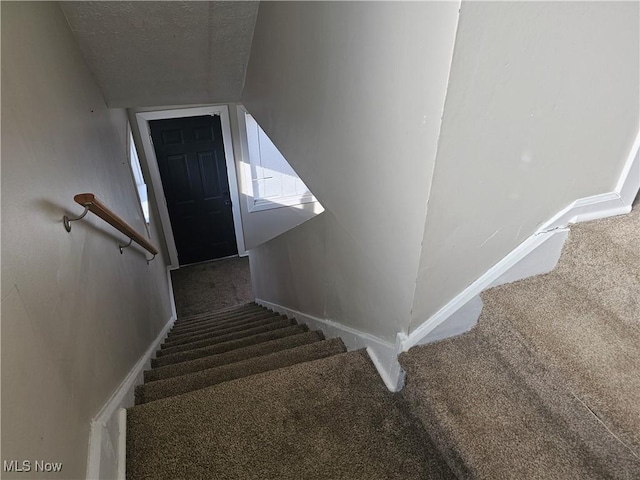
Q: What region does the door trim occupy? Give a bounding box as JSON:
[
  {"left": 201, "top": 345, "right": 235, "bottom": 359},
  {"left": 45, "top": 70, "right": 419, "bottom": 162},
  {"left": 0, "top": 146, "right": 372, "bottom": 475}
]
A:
[{"left": 135, "top": 106, "right": 246, "bottom": 267}]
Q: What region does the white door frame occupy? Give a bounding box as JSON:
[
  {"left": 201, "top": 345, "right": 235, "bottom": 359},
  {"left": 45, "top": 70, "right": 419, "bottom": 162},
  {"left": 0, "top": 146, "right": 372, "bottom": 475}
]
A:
[{"left": 135, "top": 105, "right": 246, "bottom": 268}]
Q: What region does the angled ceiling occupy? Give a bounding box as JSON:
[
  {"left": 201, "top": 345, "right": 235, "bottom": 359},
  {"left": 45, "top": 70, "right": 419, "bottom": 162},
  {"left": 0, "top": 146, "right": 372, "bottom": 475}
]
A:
[{"left": 60, "top": 1, "right": 259, "bottom": 108}]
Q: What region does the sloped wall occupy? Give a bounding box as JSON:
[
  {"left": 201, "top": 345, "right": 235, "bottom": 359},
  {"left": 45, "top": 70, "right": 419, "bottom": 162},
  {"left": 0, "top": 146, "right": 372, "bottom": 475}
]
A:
[
  {"left": 243, "top": 1, "right": 460, "bottom": 341},
  {"left": 1, "top": 3, "right": 173, "bottom": 478},
  {"left": 410, "top": 1, "right": 640, "bottom": 331},
  {"left": 228, "top": 104, "right": 325, "bottom": 250}
]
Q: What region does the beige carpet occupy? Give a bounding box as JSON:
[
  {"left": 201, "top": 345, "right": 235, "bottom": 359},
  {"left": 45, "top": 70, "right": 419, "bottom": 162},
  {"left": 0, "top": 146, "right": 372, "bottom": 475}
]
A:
[
  {"left": 171, "top": 256, "right": 253, "bottom": 317},
  {"left": 400, "top": 200, "right": 640, "bottom": 479},
  {"left": 128, "top": 304, "right": 454, "bottom": 479},
  {"left": 134, "top": 202, "right": 638, "bottom": 479}
]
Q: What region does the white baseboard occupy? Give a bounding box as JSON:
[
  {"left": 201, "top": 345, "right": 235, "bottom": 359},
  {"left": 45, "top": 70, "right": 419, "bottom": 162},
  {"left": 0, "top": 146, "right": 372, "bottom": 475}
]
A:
[
  {"left": 544, "top": 192, "right": 631, "bottom": 229},
  {"left": 398, "top": 227, "right": 569, "bottom": 352},
  {"left": 399, "top": 295, "right": 484, "bottom": 351},
  {"left": 254, "top": 299, "right": 405, "bottom": 392},
  {"left": 117, "top": 408, "right": 127, "bottom": 480},
  {"left": 85, "top": 313, "right": 175, "bottom": 480},
  {"left": 617, "top": 129, "right": 640, "bottom": 207},
  {"left": 400, "top": 129, "right": 639, "bottom": 352},
  {"left": 167, "top": 265, "right": 178, "bottom": 321},
  {"left": 490, "top": 229, "right": 569, "bottom": 288}
]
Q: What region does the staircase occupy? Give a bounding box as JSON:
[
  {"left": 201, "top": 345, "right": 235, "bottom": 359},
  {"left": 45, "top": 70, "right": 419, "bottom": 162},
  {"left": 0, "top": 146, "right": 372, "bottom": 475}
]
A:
[
  {"left": 127, "top": 203, "right": 638, "bottom": 479},
  {"left": 127, "top": 303, "right": 454, "bottom": 479},
  {"left": 400, "top": 203, "right": 640, "bottom": 479}
]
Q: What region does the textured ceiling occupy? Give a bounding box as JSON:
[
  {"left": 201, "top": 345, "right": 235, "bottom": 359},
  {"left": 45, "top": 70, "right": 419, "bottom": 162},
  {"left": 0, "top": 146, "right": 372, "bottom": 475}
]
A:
[{"left": 61, "top": 1, "right": 259, "bottom": 107}]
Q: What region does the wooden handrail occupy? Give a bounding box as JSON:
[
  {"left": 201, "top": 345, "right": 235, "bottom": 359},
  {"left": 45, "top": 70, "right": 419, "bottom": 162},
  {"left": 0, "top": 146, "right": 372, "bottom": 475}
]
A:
[{"left": 72, "top": 193, "right": 158, "bottom": 255}]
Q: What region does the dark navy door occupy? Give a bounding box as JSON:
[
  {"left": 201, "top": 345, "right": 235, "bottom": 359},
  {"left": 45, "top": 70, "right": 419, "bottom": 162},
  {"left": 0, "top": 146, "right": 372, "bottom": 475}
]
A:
[{"left": 150, "top": 115, "right": 237, "bottom": 265}]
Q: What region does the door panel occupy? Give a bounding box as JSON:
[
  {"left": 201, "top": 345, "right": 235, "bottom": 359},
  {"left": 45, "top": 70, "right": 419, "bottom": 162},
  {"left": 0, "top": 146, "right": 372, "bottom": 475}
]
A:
[{"left": 150, "top": 115, "right": 237, "bottom": 265}]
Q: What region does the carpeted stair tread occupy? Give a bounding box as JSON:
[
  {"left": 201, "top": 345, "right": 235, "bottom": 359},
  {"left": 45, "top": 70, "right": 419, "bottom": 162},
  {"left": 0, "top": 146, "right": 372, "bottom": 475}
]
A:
[
  {"left": 127, "top": 350, "right": 454, "bottom": 480},
  {"left": 478, "top": 305, "right": 640, "bottom": 476},
  {"left": 171, "top": 306, "right": 269, "bottom": 331},
  {"left": 145, "top": 331, "right": 326, "bottom": 383},
  {"left": 167, "top": 311, "right": 281, "bottom": 339},
  {"left": 552, "top": 214, "right": 640, "bottom": 325},
  {"left": 172, "top": 304, "right": 267, "bottom": 325},
  {"left": 170, "top": 308, "right": 271, "bottom": 331},
  {"left": 475, "top": 204, "right": 640, "bottom": 453},
  {"left": 170, "top": 307, "right": 274, "bottom": 330},
  {"left": 151, "top": 324, "right": 308, "bottom": 368},
  {"left": 170, "top": 303, "right": 267, "bottom": 322},
  {"left": 177, "top": 301, "right": 259, "bottom": 321},
  {"left": 480, "top": 272, "right": 640, "bottom": 453},
  {"left": 168, "top": 312, "right": 276, "bottom": 337},
  {"left": 564, "top": 204, "right": 639, "bottom": 258},
  {"left": 162, "top": 315, "right": 288, "bottom": 348},
  {"left": 399, "top": 327, "right": 639, "bottom": 480},
  {"left": 163, "top": 315, "right": 286, "bottom": 347},
  {"left": 136, "top": 338, "right": 348, "bottom": 404},
  {"left": 157, "top": 318, "right": 296, "bottom": 356},
  {"left": 399, "top": 204, "right": 640, "bottom": 479}
]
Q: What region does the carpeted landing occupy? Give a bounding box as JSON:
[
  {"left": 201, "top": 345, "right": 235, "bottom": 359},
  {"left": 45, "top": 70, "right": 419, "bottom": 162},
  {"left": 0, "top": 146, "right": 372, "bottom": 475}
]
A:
[
  {"left": 170, "top": 256, "right": 253, "bottom": 318},
  {"left": 127, "top": 303, "right": 455, "bottom": 479},
  {"left": 400, "top": 203, "right": 640, "bottom": 479}
]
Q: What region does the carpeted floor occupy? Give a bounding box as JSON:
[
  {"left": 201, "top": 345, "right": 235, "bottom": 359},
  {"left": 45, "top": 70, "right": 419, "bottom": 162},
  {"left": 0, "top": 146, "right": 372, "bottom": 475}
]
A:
[
  {"left": 129, "top": 352, "right": 455, "bottom": 480},
  {"left": 400, "top": 199, "right": 640, "bottom": 479},
  {"left": 171, "top": 256, "right": 253, "bottom": 317},
  {"left": 129, "top": 304, "right": 455, "bottom": 479},
  {"left": 131, "top": 201, "right": 638, "bottom": 479}
]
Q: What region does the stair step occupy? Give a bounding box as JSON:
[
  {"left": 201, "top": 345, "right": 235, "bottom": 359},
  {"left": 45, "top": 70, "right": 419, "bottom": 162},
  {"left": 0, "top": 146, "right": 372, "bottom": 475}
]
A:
[
  {"left": 173, "top": 304, "right": 266, "bottom": 328},
  {"left": 482, "top": 274, "right": 640, "bottom": 452},
  {"left": 128, "top": 350, "right": 452, "bottom": 480},
  {"left": 151, "top": 325, "right": 308, "bottom": 368},
  {"left": 136, "top": 338, "right": 347, "bottom": 404},
  {"left": 157, "top": 318, "right": 296, "bottom": 357},
  {"left": 399, "top": 326, "right": 640, "bottom": 479},
  {"left": 176, "top": 301, "right": 259, "bottom": 321},
  {"left": 145, "top": 331, "right": 326, "bottom": 383},
  {"left": 162, "top": 315, "right": 287, "bottom": 348},
  {"left": 169, "top": 309, "right": 273, "bottom": 335},
  {"left": 167, "top": 311, "right": 280, "bottom": 339}
]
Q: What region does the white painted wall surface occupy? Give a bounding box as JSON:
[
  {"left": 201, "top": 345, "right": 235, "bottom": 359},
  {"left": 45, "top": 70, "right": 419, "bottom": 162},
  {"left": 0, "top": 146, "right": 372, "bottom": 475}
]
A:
[
  {"left": 410, "top": 1, "right": 639, "bottom": 331},
  {"left": 229, "top": 104, "right": 325, "bottom": 250},
  {"left": 251, "top": 211, "right": 416, "bottom": 340},
  {"left": 243, "top": 1, "right": 460, "bottom": 340},
  {"left": 1, "top": 3, "right": 173, "bottom": 478}
]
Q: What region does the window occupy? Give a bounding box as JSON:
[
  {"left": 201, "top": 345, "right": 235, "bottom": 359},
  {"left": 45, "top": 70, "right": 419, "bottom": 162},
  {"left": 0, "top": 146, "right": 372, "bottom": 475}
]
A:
[
  {"left": 241, "top": 110, "right": 316, "bottom": 211},
  {"left": 128, "top": 128, "right": 150, "bottom": 224}
]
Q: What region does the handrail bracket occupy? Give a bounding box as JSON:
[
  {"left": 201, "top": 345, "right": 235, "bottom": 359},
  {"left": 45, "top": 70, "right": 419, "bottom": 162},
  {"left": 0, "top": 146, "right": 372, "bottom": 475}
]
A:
[
  {"left": 119, "top": 237, "right": 133, "bottom": 254},
  {"left": 63, "top": 205, "right": 90, "bottom": 232}
]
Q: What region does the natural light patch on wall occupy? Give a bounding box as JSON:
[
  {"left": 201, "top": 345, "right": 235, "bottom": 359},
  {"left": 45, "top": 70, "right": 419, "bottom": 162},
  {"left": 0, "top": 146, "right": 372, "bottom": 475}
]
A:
[
  {"left": 240, "top": 108, "right": 319, "bottom": 212},
  {"left": 128, "top": 128, "right": 150, "bottom": 224}
]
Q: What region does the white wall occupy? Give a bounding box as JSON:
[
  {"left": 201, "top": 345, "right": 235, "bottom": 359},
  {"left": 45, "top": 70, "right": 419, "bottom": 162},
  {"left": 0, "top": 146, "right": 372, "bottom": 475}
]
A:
[
  {"left": 1, "top": 3, "right": 173, "bottom": 478},
  {"left": 229, "top": 104, "right": 325, "bottom": 250},
  {"left": 410, "top": 1, "right": 640, "bottom": 331},
  {"left": 243, "top": 1, "right": 460, "bottom": 341},
  {"left": 251, "top": 211, "right": 419, "bottom": 340}
]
